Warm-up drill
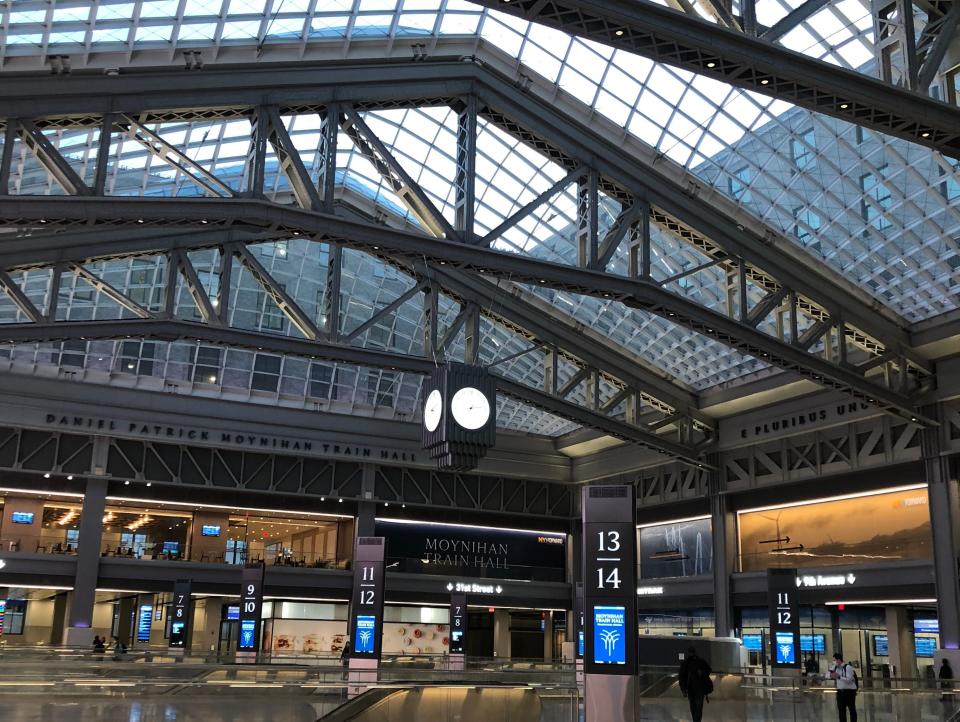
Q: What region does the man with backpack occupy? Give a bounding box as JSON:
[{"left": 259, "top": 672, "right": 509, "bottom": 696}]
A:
[
  {"left": 829, "top": 652, "right": 858, "bottom": 722},
  {"left": 678, "top": 646, "right": 713, "bottom": 722}
]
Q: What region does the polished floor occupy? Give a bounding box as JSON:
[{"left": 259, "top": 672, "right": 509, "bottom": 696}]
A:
[{"left": 0, "top": 693, "right": 956, "bottom": 722}]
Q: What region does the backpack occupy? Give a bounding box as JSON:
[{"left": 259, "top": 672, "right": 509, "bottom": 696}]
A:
[
  {"left": 847, "top": 663, "right": 859, "bottom": 691},
  {"left": 687, "top": 658, "right": 714, "bottom": 696}
]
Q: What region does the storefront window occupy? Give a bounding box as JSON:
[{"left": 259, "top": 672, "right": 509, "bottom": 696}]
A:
[{"left": 738, "top": 486, "right": 932, "bottom": 572}]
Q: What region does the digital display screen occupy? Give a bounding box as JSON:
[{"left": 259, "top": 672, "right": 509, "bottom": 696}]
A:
[
  {"left": 592, "top": 606, "right": 627, "bottom": 666},
  {"left": 354, "top": 615, "right": 377, "bottom": 655},
  {"left": 163, "top": 542, "right": 179, "bottom": 554},
  {"left": 137, "top": 605, "right": 153, "bottom": 643},
  {"left": 873, "top": 635, "right": 889, "bottom": 656},
  {"left": 914, "top": 619, "right": 939, "bottom": 634},
  {"left": 201, "top": 525, "right": 221, "bottom": 537},
  {"left": 0, "top": 599, "right": 6, "bottom": 635},
  {"left": 775, "top": 631, "right": 796, "bottom": 665},
  {"left": 238, "top": 619, "right": 257, "bottom": 650},
  {"left": 11, "top": 512, "right": 33, "bottom": 524},
  {"left": 170, "top": 621, "right": 185, "bottom": 642},
  {"left": 916, "top": 637, "right": 937, "bottom": 658},
  {"left": 742, "top": 634, "right": 763, "bottom": 652},
  {"left": 226, "top": 605, "right": 240, "bottom": 621},
  {"left": 800, "top": 634, "right": 826, "bottom": 653},
  {"left": 578, "top": 630, "right": 584, "bottom": 657},
  {"left": 451, "top": 630, "right": 463, "bottom": 647}
]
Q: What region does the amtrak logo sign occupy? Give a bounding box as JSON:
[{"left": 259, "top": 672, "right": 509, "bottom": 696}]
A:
[{"left": 446, "top": 581, "right": 503, "bottom": 594}]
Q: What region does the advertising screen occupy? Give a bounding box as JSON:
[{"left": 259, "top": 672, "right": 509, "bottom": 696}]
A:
[
  {"left": 873, "top": 635, "right": 889, "bottom": 656},
  {"left": 226, "top": 605, "right": 240, "bottom": 621},
  {"left": 775, "top": 631, "right": 796, "bottom": 665},
  {"left": 201, "top": 525, "right": 221, "bottom": 537},
  {"left": 10, "top": 512, "right": 33, "bottom": 524},
  {"left": 354, "top": 615, "right": 377, "bottom": 655},
  {"left": 578, "top": 630, "right": 584, "bottom": 657},
  {"left": 742, "top": 634, "right": 763, "bottom": 652},
  {"left": 136, "top": 605, "right": 153, "bottom": 643},
  {"left": 592, "top": 606, "right": 627, "bottom": 666},
  {"left": 239, "top": 619, "right": 258, "bottom": 650},
  {"left": 916, "top": 637, "right": 937, "bottom": 657}
]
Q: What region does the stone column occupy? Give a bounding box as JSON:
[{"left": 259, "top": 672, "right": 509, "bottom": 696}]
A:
[
  {"left": 885, "top": 606, "right": 917, "bottom": 679},
  {"left": 64, "top": 478, "right": 107, "bottom": 646},
  {"left": 922, "top": 405, "right": 960, "bottom": 649}
]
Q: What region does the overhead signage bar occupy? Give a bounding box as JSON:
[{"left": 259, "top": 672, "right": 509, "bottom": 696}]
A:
[{"left": 796, "top": 573, "right": 856, "bottom": 588}]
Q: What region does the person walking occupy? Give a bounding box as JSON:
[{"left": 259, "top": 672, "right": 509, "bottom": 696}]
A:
[
  {"left": 92, "top": 635, "right": 105, "bottom": 656},
  {"left": 804, "top": 654, "right": 819, "bottom": 686},
  {"left": 939, "top": 658, "right": 954, "bottom": 701},
  {"left": 829, "top": 652, "right": 858, "bottom": 722},
  {"left": 111, "top": 635, "right": 127, "bottom": 662},
  {"left": 678, "top": 646, "right": 713, "bottom": 722}
]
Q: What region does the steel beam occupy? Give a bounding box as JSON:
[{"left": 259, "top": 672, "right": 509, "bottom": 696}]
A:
[
  {"left": 467, "top": 0, "right": 960, "bottom": 154},
  {"left": 762, "top": 0, "right": 831, "bottom": 41},
  {"left": 0, "top": 196, "right": 923, "bottom": 421},
  {"left": 0, "top": 59, "right": 916, "bottom": 358},
  {"left": 17, "top": 120, "right": 92, "bottom": 196},
  {"left": 0, "top": 317, "right": 703, "bottom": 461}
]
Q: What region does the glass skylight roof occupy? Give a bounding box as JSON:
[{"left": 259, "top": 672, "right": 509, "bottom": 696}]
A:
[{"left": 0, "top": 0, "right": 957, "bottom": 436}]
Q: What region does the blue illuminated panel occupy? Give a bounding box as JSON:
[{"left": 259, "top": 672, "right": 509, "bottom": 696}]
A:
[
  {"left": 201, "top": 525, "right": 221, "bottom": 537},
  {"left": 226, "top": 605, "right": 239, "bottom": 621},
  {"left": 354, "top": 615, "right": 377, "bottom": 655},
  {"left": 873, "top": 635, "right": 889, "bottom": 656},
  {"left": 800, "top": 634, "right": 826, "bottom": 653},
  {"left": 592, "top": 606, "right": 627, "bottom": 666},
  {"left": 136, "top": 605, "right": 153, "bottom": 643},
  {"left": 914, "top": 619, "right": 939, "bottom": 634},
  {"left": 11, "top": 512, "right": 33, "bottom": 524},
  {"left": 742, "top": 634, "right": 763, "bottom": 652},
  {"left": 238, "top": 619, "right": 257, "bottom": 650},
  {"left": 916, "top": 637, "right": 937, "bottom": 658},
  {"left": 775, "top": 631, "right": 796, "bottom": 665}
]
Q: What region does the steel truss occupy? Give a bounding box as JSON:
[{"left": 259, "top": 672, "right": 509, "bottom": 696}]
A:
[
  {"left": 0, "top": 423, "right": 573, "bottom": 519},
  {"left": 466, "top": 0, "right": 960, "bottom": 155},
  {"left": 0, "top": 61, "right": 934, "bottom": 460}
]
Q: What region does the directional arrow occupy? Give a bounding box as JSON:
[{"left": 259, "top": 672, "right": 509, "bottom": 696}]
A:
[
  {"left": 495, "top": 586, "right": 503, "bottom": 594},
  {"left": 759, "top": 536, "right": 790, "bottom": 545},
  {"left": 846, "top": 574, "right": 856, "bottom": 584},
  {"left": 770, "top": 544, "right": 804, "bottom": 553},
  {"left": 446, "top": 582, "right": 454, "bottom": 591}
]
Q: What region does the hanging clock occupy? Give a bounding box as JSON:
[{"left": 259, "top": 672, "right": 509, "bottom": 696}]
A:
[{"left": 422, "top": 363, "right": 496, "bottom": 471}]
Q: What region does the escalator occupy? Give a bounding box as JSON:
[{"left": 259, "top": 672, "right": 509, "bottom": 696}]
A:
[{"left": 316, "top": 685, "right": 544, "bottom": 722}]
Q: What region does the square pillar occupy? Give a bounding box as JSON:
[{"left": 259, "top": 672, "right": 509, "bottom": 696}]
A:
[{"left": 64, "top": 478, "right": 107, "bottom": 647}]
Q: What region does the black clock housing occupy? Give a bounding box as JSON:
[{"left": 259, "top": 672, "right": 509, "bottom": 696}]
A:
[{"left": 421, "top": 362, "right": 496, "bottom": 471}]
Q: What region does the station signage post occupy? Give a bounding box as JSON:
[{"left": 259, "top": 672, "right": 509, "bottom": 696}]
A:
[
  {"left": 168, "top": 580, "right": 192, "bottom": 651},
  {"left": 582, "top": 485, "right": 638, "bottom": 722},
  {"left": 237, "top": 562, "right": 265, "bottom": 662},
  {"left": 348, "top": 537, "right": 386, "bottom": 697},
  {"left": 449, "top": 592, "right": 467, "bottom": 671},
  {"left": 768, "top": 568, "right": 801, "bottom": 669}
]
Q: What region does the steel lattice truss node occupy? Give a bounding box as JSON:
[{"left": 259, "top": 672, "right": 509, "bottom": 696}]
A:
[{"left": 0, "top": 57, "right": 945, "bottom": 466}]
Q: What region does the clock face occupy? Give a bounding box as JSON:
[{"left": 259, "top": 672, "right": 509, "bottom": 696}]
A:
[
  {"left": 424, "top": 389, "right": 443, "bottom": 432},
  {"left": 450, "top": 387, "right": 491, "bottom": 430}
]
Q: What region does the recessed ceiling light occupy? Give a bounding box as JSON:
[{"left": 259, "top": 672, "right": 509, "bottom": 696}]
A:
[
  {"left": 706, "top": 62, "right": 715, "bottom": 68},
  {"left": 44, "top": 473, "right": 51, "bottom": 479}
]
